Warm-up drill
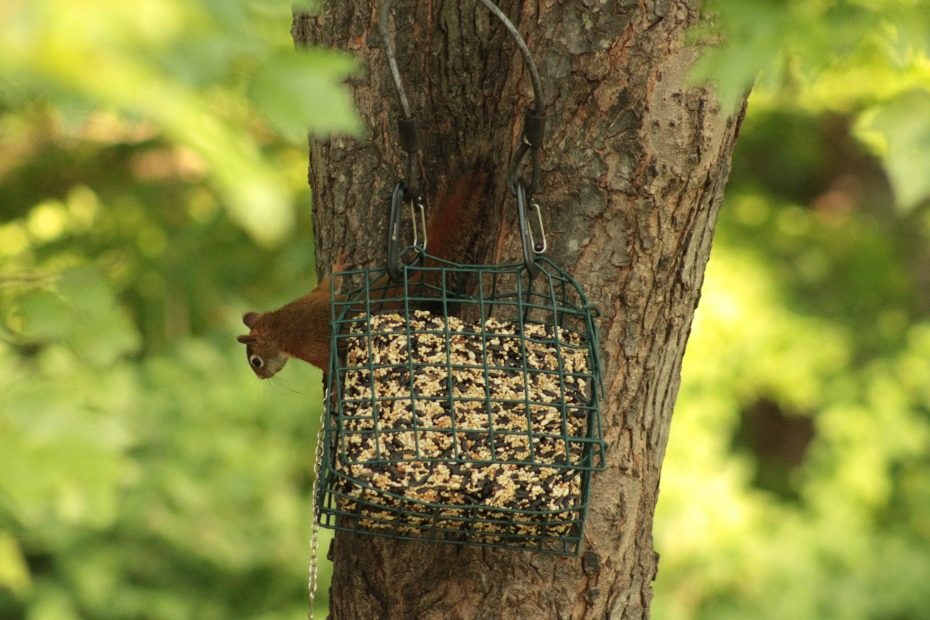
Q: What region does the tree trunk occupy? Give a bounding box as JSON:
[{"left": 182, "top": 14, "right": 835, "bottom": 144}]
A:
[{"left": 293, "top": 1, "right": 745, "bottom": 618}]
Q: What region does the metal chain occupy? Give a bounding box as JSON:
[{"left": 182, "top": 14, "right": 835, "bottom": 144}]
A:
[{"left": 307, "top": 389, "right": 328, "bottom": 620}]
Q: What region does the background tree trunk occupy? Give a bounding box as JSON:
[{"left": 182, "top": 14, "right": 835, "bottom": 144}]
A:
[{"left": 293, "top": 1, "right": 746, "bottom": 618}]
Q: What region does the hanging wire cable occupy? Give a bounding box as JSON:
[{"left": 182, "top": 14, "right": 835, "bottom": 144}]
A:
[
  {"left": 378, "top": 0, "right": 413, "bottom": 119},
  {"left": 378, "top": 0, "right": 547, "bottom": 197},
  {"left": 475, "top": 0, "right": 545, "bottom": 116},
  {"left": 380, "top": 0, "right": 544, "bottom": 117}
]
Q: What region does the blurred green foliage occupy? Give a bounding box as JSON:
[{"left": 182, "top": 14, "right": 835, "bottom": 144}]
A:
[
  {"left": 655, "top": 2, "right": 930, "bottom": 617},
  {"left": 0, "top": 0, "right": 353, "bottom": 617},
  {"left": 695, "top": 0, "right": 930, "bottom": 212},
  {"left": 1, "top": 0, "right": 929, "bottom": 618},
  {"left": 0, "top": 0, "right": 359, "bottom": 245}
]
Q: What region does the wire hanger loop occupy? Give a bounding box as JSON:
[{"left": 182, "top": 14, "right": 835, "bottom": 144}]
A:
[{"left": 378, "top": 0, "right": 546, "bottom": 199}]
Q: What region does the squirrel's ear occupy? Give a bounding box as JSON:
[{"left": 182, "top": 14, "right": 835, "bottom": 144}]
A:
[
  {"left": 243, "top": 312, "right": 260, "bottom": 328},
  {"left": 237, "top": 334, "right": 254, "bottom": 344}
]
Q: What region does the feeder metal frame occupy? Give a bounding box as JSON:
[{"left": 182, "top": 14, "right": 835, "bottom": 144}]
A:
[{"left": 315, "top": 250, "right": 606, "bottom": 555}]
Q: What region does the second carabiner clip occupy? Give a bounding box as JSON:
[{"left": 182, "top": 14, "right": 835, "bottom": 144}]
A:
[
  {"left": 516, "top": 181, "right": 546, "bottom": 276},
  {"left": 386, "top": 180, "right": 428, "bottom": 281}
]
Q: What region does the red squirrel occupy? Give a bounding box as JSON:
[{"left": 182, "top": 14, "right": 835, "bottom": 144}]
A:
[{"left": 238, "top": 169, "right": 491, "bottom": 379}]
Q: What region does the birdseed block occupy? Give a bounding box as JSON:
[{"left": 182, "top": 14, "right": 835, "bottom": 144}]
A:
[{"left": 321, "top": 309, "right": 600, "bottom": 551}]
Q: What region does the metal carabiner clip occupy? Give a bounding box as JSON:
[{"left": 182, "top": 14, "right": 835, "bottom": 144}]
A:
[
  {"left": 409, "top": 194, "right": 427, "bottom": 251},
  {"left": 386, "top": 180, "right": 427, "bottom": 281},
  {"left": 527, "top": 197, "right": 546, "bottom": 254},
  {"left": 516, "top": 181, "right": 546, "bottom": 276}
]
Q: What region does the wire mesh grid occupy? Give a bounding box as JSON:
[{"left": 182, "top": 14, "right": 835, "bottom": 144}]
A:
[{"left": 316, "top": 252, "right": 606, "bottom": 555}]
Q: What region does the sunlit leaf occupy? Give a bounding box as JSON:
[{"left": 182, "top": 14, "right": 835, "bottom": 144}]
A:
[
  {"left": 251, "top": 49, "right": 362, "bottom": 140},
  {"left": 56, "top": 267, "right": 140, "bottom": 365},
  {"left": 0, "top": 532, "right": 31, "bottom": 596},
  {"left": 857, "top": 91, "right": 930, "bottom": 211},
  {"left": 15, "top": 290, "right": 71, "bottom": 341},
  {"left": 690, "top": 0, "right": 789, "bottom": 109}
]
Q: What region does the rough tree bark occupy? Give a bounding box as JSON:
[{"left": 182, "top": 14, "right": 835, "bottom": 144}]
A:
[{"left": 293, "top": 1, "right": 746, "bottom": 618}]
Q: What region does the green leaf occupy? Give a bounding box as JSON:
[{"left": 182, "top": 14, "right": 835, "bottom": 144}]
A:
[
  {"left": 250, "top": 49, "right": 362, "bottom": 140},
  {"left": 15, "top": 290, "right": 72, "bottom": 342},
  {"left": 689, "top": 0, "right": 790, "bottom": 110},
  {"left": 856, "top": 91, "right": 930, "bottom": 211},
  {"left": 56, "top": 267, "right": 141, "bottom": 366},
  {"left": 0, "top": 532, "right": 31, "bottom": 596}
]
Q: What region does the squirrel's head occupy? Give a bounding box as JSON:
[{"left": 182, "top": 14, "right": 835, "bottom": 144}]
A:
[{"left": 237, "top": 311, "right": 289, "bottom": 379}]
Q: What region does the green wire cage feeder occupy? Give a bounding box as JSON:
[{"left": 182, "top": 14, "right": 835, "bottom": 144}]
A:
[
  {"left": 313, "top": 0, "right": 607, "bottom": 555},
  {"left": 316, "top": 247, "right": 606, "bottom": 555}
]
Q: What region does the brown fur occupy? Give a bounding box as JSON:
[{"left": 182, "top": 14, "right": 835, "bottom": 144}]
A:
[{"left": 238, "top": 170, "right": 491, "bottom": 379}]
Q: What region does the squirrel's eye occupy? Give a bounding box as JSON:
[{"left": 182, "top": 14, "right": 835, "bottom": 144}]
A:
[{"left": 249, "top": 354, "right": 264, "bottom": 369}]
